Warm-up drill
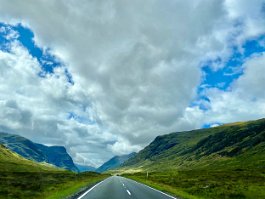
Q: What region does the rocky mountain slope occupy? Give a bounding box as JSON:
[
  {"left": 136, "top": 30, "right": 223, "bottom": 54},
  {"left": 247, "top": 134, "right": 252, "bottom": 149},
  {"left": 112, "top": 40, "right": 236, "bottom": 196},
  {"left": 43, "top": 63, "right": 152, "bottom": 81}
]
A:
[{"left": 0, "top": 132, "right": 78, "bottom": 172}]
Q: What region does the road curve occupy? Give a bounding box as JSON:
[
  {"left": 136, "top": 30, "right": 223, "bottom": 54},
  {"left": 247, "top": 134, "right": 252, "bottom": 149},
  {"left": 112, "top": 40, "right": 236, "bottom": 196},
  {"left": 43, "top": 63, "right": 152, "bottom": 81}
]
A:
[{"left": 77, "top": 176, "right": 177, "bottom": 199}]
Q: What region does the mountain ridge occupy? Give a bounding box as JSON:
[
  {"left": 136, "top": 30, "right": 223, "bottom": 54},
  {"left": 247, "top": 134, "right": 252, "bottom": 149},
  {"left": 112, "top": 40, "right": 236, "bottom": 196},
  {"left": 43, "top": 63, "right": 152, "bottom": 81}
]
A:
[
  {"left": 0, "top": 144, "right": 61, "bottom": 172},
  {"left": 96, "top": 152, "right": 136, "bottom": 173},
  {"left": 121, "top": 118, "right": 265, "bottom": 171},
  {"left": 0, "top": 132, "right": 78, "bottom": 172}
]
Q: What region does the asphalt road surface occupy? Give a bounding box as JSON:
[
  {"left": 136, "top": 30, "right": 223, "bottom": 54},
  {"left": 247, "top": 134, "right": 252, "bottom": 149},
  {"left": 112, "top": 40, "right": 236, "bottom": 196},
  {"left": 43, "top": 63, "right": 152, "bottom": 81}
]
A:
[{"left": 77, "top": 176, "right": 177, "bottom": 199}]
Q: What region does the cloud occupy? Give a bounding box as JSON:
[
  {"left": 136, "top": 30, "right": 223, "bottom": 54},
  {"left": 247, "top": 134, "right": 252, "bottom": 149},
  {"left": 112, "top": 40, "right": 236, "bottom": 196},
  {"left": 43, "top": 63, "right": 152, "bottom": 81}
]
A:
[
  {"left": 224, "top": 0, "right": 265, "bottom": 39},
  {"left": 0, "top": 0, "right": 265, "bottom": 166},
  {"left": 0, "top": 41, "right": 113, "bottom": 166},
  {"left": 201, "top": 52, "right": 265, "bottom": 124}
]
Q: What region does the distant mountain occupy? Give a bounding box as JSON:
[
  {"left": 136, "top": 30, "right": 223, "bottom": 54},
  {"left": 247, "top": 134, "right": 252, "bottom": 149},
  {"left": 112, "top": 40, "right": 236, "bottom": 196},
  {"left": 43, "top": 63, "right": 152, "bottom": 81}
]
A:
[
  {"left": 0, "top": 132, "right": 78, "bottom": 172},
  {"left": 96, "top": 152, "right": 136, "bottom": 173},
  {"left": 0, "top": 144, "right": 60, "bottom": 172},
  {"left": 122, "top": 118, "right": 265, "bottom": 171},
  {"left": 75, "top": 164, "right": 96, "bottom": 172},
  {"left": 34, "top": 143, "right": 79, "bottom": 172}
]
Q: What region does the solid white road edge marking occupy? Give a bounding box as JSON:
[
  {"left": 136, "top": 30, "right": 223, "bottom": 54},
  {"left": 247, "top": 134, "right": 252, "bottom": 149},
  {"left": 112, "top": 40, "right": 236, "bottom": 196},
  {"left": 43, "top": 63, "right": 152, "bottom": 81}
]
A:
[
  {"left": 77, "top": 178, "right": 109, "bottom": 199},
  {"left": 121, "top": 177, "right": 177, "bottom": 199},
  {"left": 126, "top": 190, "right": 131, "bottom": 196}
]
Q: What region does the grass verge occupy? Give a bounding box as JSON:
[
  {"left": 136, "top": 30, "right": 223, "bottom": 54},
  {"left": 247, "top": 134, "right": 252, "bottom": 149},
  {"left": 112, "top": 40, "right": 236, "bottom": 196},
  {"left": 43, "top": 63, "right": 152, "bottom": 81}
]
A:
[
  {"left": 0, "top": 171, "right": 109, "bottom": 199},
  {"left": 123, "top": 169, "right": 265, "bottom": 199}
]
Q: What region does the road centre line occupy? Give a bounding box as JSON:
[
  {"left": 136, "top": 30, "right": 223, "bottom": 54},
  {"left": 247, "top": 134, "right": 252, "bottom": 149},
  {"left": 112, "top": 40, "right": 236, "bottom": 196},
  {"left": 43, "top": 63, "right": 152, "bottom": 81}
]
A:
[{"left": 126, "top": 189, "right": 131, "bottom": 195}]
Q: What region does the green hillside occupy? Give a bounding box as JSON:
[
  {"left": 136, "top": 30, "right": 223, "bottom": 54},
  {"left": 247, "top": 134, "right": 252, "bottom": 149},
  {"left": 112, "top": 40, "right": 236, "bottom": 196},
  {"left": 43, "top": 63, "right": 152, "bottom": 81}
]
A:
[
  {"left": 0, "top": 145, "right": 108, "bottom": 199},
  {"left": 0, "top": 144, "right": 59, "bottom": 172},
  {"left": 119, "top": 118, "right": 265, "bottom": 199},
  {"left": 122, "top": 118, "right": 265, "bottom": 171}
]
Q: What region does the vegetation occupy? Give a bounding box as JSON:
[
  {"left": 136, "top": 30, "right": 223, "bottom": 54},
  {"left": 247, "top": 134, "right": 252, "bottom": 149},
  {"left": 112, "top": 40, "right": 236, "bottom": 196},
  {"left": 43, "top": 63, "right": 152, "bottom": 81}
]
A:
[
  {"left": 117, "top": 118, "right": 265, "bottom": 198},
  {"left": 124, "top": 169, "right": 265, "bottom": 199},
  {"left": 0, "top": 145, "right": 109, "bottom": 199},
  {"left": 0, "top": 171, "right": 108, "bottom": 199}
]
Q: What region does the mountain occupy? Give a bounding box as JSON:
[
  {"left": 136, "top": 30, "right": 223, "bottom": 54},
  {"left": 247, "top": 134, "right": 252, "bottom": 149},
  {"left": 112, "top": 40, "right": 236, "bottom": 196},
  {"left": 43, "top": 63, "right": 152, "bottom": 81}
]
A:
[
  {"left": 0, "top": 144, "right": 60, "bottom": 172},
  {"left": 0, "top": 132, "right": 46, "bottom": 162},
  {"left": 0, "top": 132, "right": 78, "bottom": 172},
  {"left": 34, "top": 143, "right": 79, "bottom": 172},
  {"left": 96, "top": 152, "right": 136, "bottom": 173},
  {"left": 122, "top": 118, "right": 265, "bottom": 171},
  {"left": 75, "top": 164, "right": 96, "bottom": 172}
]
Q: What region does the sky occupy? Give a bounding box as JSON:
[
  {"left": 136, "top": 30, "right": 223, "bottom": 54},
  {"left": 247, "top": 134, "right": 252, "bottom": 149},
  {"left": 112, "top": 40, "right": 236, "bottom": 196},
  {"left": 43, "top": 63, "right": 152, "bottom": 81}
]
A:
[{"left": 0, "top": 0, "right": 265, "bottom": 167}]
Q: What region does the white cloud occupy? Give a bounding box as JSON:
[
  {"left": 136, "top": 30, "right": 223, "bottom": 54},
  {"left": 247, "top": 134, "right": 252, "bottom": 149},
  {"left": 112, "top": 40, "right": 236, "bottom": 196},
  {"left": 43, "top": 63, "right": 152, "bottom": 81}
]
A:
[
  {"left": 0, "top": 42, "right": 114, "bottom": 166},
  {"left": 225, "top": 0, "right": 265, "bottom": 38},
  {"left": 0, "top": 0, "right": 265, "bottom": 166},
  {"left": 202, "top": 53, "right": 265, "bottom": 124}
]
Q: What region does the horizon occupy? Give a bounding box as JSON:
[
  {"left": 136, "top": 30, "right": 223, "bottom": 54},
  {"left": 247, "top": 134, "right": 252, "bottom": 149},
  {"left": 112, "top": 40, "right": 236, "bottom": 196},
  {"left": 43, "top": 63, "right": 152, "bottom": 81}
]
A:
[{"left": 0, "top": 0, "right": 265, "bottom": 167}]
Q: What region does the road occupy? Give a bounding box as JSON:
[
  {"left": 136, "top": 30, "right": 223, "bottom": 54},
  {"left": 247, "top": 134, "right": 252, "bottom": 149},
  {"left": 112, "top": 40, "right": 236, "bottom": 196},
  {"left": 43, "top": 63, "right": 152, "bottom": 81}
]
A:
[{"left": 77, "top": 176, "right": 177, "bottom": 199}]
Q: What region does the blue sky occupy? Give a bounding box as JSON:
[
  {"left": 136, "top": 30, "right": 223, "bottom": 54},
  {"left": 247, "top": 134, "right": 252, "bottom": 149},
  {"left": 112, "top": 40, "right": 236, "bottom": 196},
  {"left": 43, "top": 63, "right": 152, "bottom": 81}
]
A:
[
  {"left": 201, "top": 35, "right": 265, "bottom": 91},
  {"left": 0, "top": 0, "right": 265, "bottom": 165},
  {"left": 195, "top": 34, "right": 265, "bottom": 117},
  {"left": 0, "top": 22, "right": 73, "bottom": 83}
]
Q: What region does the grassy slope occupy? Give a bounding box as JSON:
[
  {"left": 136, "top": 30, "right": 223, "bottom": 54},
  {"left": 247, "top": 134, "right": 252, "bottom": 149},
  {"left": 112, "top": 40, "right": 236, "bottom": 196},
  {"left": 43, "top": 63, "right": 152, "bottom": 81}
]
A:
[
  {"left": 0, "top": 145, "right": 108, "bottom": 199},
  {"left": 0, "top": 144, "right": 59, "bottom": 172},
  {"left": 122, "top": 118, "right": 265, "bottom": 171},
  {"left": 124, "top": 169, "right": 265, "bottom": 199},
  {"left": 118, "top": 118, "right": 265, "bottom": 199}
]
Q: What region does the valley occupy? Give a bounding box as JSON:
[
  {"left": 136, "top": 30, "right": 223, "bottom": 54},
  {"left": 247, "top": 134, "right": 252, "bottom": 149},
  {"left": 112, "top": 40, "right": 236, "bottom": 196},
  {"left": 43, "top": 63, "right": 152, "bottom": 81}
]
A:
[
  {"left": 1, "top": 2, "right": 265, "bottom": 198},
  {"left": 0, "top": 118, "right": 265, "bottom": 199}
]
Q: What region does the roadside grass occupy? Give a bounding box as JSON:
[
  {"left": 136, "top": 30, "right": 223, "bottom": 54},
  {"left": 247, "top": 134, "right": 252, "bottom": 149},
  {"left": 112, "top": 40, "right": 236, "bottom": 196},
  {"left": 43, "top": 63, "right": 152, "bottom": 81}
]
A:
[
  {"left": 0, "top": 145, "right": 109, "bottom": 199},
  {"left": 123, "top": 169, "right": 265, "bottom": 199},
  {"left": 0, "top": 171, "right": 109, "bottom": 199}
]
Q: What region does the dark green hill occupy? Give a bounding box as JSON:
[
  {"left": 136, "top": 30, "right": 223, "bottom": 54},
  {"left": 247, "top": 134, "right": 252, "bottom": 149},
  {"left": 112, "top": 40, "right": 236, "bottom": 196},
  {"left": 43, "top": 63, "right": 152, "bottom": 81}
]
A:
[
  {"left": 96, "top": 152, "right": 136, "bottom": 173},
  {"left": 120, "top": 119, "right": 265, "bottom": 199},
  {"left": 123, "top": 118, "right": 265, "bottom": 171},
  {"left": 0, "top": 132, "right": 78, "bottom": 172}
]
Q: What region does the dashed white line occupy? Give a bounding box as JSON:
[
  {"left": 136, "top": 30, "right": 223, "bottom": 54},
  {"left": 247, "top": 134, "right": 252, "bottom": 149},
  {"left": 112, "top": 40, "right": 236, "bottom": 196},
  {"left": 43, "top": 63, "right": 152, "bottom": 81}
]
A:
[{"left": 126, "top": 189, "right": 131, "bottom": 196}]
